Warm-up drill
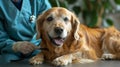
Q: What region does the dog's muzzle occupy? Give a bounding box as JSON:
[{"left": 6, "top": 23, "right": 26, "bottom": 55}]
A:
[{"left": 48, "top": 27, "right": 66, "bottom": 46}]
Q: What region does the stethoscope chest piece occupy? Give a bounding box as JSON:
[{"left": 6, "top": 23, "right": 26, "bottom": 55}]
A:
[{"left": 30, "top": 15, "right": 36, "bottom": 23}]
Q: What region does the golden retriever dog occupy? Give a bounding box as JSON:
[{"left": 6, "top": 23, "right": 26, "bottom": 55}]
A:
[{"left": 29, "top": 7, "right": 120, "bottom": 66}]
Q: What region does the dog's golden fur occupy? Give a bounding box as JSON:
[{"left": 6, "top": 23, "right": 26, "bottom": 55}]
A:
[{"left": 30, "top": 7, "right": 120, "bottom": 65}]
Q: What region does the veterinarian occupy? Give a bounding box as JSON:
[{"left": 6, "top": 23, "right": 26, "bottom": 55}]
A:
[{"left": 0, "top": 0, "right": 51, "bottom": 62}]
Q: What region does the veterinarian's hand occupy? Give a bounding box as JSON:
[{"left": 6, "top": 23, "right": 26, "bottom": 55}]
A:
[{"left": 12, "top": 41, "right": 38, "bottom": 54}]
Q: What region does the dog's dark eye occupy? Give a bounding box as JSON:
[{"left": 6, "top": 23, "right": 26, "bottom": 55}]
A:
[
  {"left": 64, "top": 17, "right": 69, "bottom": 21},
  {"left": 46, "top": 16, "right": 53, "bottom": 21}
]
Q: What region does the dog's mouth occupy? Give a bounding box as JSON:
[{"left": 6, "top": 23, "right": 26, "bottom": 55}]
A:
[{"left": 48, "top": 35, "right": 65, "bottom": 46}]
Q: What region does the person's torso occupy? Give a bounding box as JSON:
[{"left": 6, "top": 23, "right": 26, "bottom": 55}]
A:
[{"left": 0, "top": 0, "right": 39, "bottom": 41}]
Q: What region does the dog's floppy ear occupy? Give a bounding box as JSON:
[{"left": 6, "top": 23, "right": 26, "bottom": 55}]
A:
[
  {"left": 71, "top": 13, "right": 80, "bottom": 40},
  {"left": 36, "top": 14, "right": 44, "bottom": 39}
]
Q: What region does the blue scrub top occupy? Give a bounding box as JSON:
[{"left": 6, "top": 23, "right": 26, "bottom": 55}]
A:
[{"left": 0, "top": 0, "right": 51, "bottom": 54}]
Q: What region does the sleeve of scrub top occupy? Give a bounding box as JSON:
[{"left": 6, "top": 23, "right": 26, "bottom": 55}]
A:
[
  {"left": 37, "top": 0, "right": 52, "bottom": 15},
  {"left": 0, "top": 20, "right": 15, "bottom": 54}
]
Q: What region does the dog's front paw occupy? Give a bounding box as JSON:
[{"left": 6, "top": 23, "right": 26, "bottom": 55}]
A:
[
  {"left": 29, "top": 55, "right": 44, "bottom": 65},
  {"left": 101, "top": 54, "right": 115, "bottom": 60},
  {"left": 52, "top": 56, "right": 72, "bottom": 66}
]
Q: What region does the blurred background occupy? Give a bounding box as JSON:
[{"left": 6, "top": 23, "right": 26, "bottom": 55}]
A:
[{"left": 49, "top": 0, "right": 120, "bottom": 30}]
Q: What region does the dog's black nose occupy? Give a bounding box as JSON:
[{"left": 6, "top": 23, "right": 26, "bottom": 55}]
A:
[{"left": 54, "top": 27, "right": 63, "bottom": 35}]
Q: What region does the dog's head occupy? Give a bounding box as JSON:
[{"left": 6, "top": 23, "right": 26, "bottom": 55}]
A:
[{"left": 36, "top": 7, "right": 80, "bottom": 47}]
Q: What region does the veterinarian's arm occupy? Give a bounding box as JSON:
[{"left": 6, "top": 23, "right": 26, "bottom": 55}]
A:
[
  {"left": 0, "top": 20, "right": 16, "bottom": 54},
  {"left": 0, "top": 20, "right": 37, "bottom": 55}
]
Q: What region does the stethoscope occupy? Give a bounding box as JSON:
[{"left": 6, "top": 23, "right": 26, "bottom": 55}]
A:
[
  {"left": 29, "top": 0, "right": 36, "bottom": 23},
  {"left": 30, "top": 15, "right": 36, "bottom": 23}
]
